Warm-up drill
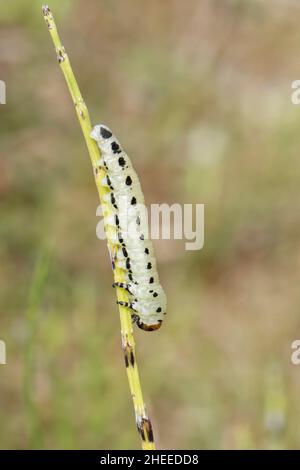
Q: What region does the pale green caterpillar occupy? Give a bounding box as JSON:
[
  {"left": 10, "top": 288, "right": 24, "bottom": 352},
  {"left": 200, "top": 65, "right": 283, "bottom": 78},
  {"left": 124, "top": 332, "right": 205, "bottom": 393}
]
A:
[{"left": 91, "top": 124, "right": 167, "bottom": 331}]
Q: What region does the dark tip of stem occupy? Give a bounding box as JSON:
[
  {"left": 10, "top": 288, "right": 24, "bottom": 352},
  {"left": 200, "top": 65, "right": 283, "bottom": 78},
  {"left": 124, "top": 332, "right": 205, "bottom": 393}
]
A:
[{"left": 42, "top": 5, "right": 51, "bottom": 16}]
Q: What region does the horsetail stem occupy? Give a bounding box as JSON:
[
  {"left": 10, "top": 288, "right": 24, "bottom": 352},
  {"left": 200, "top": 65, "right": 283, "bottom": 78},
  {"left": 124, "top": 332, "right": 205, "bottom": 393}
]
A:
[{"left": 42, "top": 5, "right": 155, "bottom": 450}]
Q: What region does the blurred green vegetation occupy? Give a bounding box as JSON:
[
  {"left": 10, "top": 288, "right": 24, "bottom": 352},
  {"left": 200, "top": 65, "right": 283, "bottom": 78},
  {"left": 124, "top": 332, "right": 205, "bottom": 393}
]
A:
[{"left": 1, "top": 0, "right": 300, "bottom": 449}]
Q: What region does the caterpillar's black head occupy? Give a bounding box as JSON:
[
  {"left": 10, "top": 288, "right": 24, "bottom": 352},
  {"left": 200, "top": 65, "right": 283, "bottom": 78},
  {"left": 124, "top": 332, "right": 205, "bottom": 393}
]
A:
[
  {"left": 90, "top": 124, "right": 113, "bottom": 142},
  {"left": 99, "top": 125, "right": 112, "bottom": 139}
]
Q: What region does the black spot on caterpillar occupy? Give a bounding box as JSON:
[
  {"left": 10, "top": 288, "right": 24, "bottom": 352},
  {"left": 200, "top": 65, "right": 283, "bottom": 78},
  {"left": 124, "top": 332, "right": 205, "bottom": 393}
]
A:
[
  {"left": 91, "top": 124, "right": 167, "bottom": 331},
  {"left": 126, "top": 175, "right": 132, "bottom": 186},
  {"left": 111, "top": 141, "right": 122, "bottom": 154},
  {"left": 110, "top": 193, "right": 118, "bottom": 210},
  {"left": 118, "top": 156, "right": 126, "bottom": 167}
]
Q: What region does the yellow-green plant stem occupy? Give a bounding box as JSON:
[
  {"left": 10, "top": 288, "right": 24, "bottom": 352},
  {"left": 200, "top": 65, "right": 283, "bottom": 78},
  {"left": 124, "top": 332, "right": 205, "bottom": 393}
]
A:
[{"left": 42, "top": 5, "right": 155, "bottom": 450}]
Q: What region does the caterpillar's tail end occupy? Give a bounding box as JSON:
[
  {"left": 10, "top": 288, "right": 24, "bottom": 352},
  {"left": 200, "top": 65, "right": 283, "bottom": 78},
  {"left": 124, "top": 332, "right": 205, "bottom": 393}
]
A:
[{"left": 137, "top": 320, "right": 162, "bottom": 332}]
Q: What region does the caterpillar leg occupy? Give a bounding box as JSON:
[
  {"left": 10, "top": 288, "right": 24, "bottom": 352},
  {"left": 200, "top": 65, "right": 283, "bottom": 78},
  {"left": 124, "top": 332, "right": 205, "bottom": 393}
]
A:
[
  {"left": 131, "top": 313, "right": 141, "bottom": 325},
  {"left": 93, "top": 159, "right": 103, "bottom": 176},
  {"left": 113, "top": 282, "right": 133, "bottom": 294},
  {"left": 117, "top": 300, "right": 137, "bottom": 311}
]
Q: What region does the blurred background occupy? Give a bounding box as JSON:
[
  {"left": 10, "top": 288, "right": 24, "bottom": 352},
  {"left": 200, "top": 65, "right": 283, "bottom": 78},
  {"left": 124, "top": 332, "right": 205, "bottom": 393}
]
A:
[{"left": 1, "top": 0, "right": 300, "bottom": 450}]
